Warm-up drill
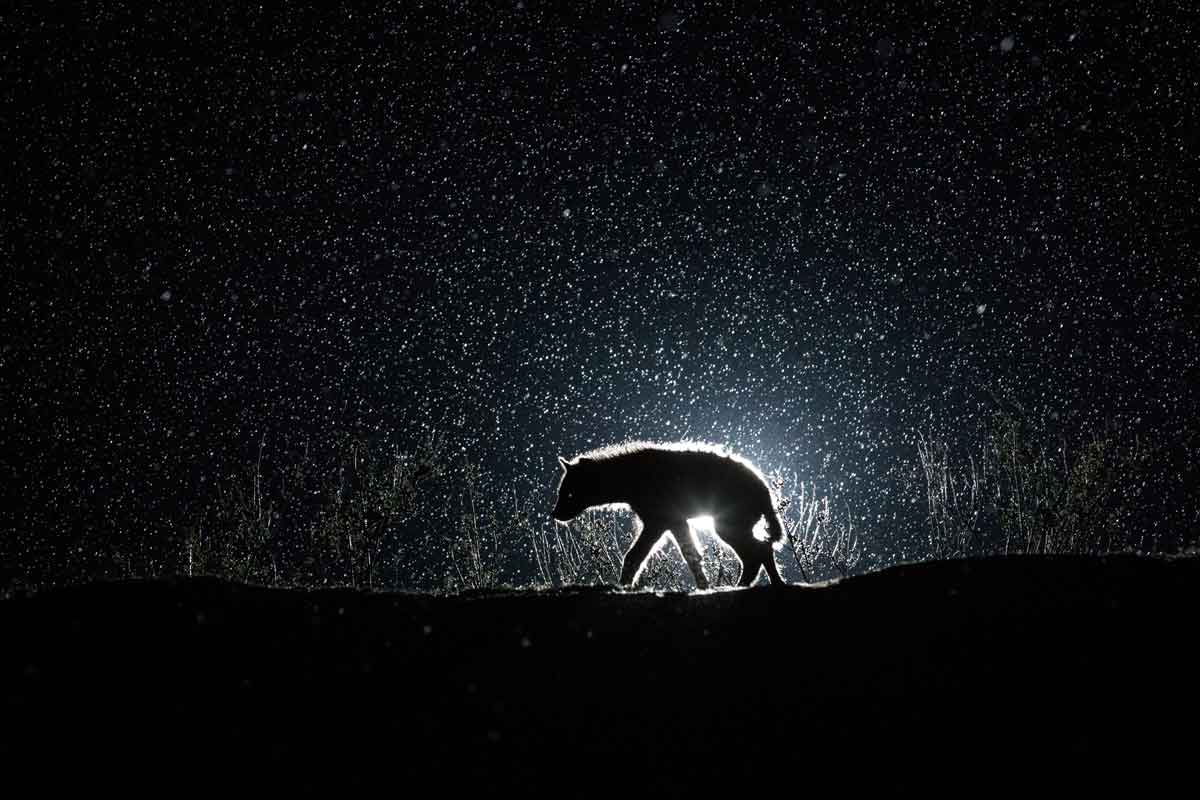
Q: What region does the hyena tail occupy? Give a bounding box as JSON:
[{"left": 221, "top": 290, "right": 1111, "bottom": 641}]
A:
[{"left": 764, "top": 504, "right": 786, "bottom": 549}]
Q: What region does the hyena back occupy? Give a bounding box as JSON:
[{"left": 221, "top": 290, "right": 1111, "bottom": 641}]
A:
[{"left": 551, "top": 441, "right": 786, "bottom": 588}]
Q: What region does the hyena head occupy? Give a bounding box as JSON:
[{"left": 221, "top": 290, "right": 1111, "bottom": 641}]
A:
[{"left": 551, "top": 456, "right": 596, "bottom": 522}]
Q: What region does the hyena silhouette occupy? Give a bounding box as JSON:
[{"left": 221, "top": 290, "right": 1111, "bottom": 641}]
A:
[{"left": 551, "top": 441, "right": 786, "bottom": 588}]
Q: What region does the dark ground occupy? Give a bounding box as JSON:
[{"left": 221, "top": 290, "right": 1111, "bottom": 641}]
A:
[{"left": 3, "top": 554, "right": 1197, "bottom": 794}]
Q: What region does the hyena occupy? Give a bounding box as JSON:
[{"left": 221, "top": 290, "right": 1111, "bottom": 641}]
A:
[{"left": 551, "top": 441, "right": 786, "bottom": 588}]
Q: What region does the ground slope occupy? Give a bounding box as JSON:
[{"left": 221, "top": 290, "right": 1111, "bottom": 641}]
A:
[{"left": 2, "top": 554, "right": 1197, "bottom": 792}]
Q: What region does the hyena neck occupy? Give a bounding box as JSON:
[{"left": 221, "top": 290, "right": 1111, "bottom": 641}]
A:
[{"left": 588, "top": 456, "right": 636, "bottom": 507}]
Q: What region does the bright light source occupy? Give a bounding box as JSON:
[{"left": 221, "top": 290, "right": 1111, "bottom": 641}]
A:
[{"left": 687, "top": 515, "right": 768, "bottom": 540}]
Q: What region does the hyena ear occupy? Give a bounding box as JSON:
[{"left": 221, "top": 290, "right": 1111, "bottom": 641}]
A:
[{"left": 558, "top": 456, "right": 570, "bottom": 470}]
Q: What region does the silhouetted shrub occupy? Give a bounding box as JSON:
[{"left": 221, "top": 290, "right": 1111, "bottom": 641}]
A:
[
  {"left": 776, "top": 476, "right": 862, "bottom": 581},
  {"left": 184, "top": 430, "right": 450, "bottom": 589},
  {"left": 916, "top": 409, "right": 1163, "bottom": 558}
]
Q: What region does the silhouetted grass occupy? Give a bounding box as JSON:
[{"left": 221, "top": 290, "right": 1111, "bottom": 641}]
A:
[
  {"left": 916, "top": 408, "right": 1168, "bottom": 559},
  {"left": 7, "top": 402, "right": 1195, "bottom": 593}
]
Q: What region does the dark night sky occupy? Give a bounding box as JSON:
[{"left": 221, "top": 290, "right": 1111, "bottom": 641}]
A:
[{"left": 3, "top": 2, "right": 1197, "bottom": 583}]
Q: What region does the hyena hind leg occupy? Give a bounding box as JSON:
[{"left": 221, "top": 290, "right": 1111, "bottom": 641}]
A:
[
  {"left": 761, "top": 543, "right": 785, "bottom": 587},
  {"left": 670, "top": 520, "right": 709, "bottom": 591},
  {"left": 736, "top": 550, "right": 764, "bottom": 587},
  {"left": 719, "top": 525, "right": 764, "bottom": 587}
]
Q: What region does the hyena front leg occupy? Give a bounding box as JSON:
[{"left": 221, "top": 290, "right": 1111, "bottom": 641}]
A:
[
  {"left": 620, "top": 517, "right": 665, "bottom": 587},
  {"left": 670, "top": 520, "right": 709, "bottom": 591}
]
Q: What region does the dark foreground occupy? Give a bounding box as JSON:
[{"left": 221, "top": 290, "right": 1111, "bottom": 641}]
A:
[{"left": 3, "top": 555, "right": 1198, "bottom": 793}]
